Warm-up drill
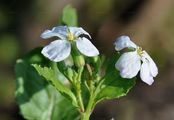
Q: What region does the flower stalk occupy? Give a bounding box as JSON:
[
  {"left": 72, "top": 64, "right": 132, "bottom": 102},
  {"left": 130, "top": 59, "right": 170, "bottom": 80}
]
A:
[
  {"left": 81, "top": 89, "right": 94, "bottom": 120},
  {"left": 76, "top": 67, "right": 85, "bottom": 112}
]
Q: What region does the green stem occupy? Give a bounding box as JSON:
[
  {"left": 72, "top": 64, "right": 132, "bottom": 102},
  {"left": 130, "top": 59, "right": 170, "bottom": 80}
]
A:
[
  {"left": 81, "top": 74, "right": 106, "bottom": 120},
  {"left": 76, "top": 67, "right": 84, "bottom": 112},
  {"left": 81, "top": 112, "right": 91, "bottom": 120},
  {"left": 94, "top": 77, "right": 105, "bottom": 97},
  {"left": 52, "top": 62, "right": 59, "bottom": 74},
  {"left": 77, "top": 85, "right": 84, "bottom": 112},
  {"left": 81, "top": 93, "right": 94, "bottom": 120}
]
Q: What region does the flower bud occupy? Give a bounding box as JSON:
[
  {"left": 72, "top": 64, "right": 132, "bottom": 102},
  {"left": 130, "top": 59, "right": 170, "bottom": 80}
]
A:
[
  {"left": 73, "top": 54, "right": 85, "bottom": 68},
  {"left": 71, "top": 44, "right": 85, "bottom": 68}
]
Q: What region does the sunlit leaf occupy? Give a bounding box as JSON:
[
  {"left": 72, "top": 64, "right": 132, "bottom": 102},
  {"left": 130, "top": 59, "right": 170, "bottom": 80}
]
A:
[
  {"left": 33, "top": 64, "right": 78, "bottom": 107},
  {"left": 15, "top": 48, "right": 79, "bottom": 120}
]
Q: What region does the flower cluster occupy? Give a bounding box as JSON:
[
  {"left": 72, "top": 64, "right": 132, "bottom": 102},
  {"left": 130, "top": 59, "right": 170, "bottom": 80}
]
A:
[{"left": 41, "top": 26, "right": 158, "bottom": 85}]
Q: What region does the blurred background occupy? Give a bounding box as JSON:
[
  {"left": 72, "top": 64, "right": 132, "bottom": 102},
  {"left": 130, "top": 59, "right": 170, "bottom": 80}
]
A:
[{"left": 0, "top": 0, "right": 174, "bottom": 119}]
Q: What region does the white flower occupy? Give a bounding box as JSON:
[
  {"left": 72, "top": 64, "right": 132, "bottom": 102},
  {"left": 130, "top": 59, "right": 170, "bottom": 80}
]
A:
[
  {"left": 114, "top": 35, "right": 158, "bottom": 85},
  {"left": 40, "top": 26, "right": 99, "bottom": 62}
]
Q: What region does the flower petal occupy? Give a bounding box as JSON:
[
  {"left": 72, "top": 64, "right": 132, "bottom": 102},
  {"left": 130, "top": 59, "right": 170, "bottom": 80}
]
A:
[
  {"left": 76, "top": 37, "right": 99, "bottom": 57},
  {"left": 41, "top": 40, "right": 71, "bottom": 62},
  {"left": 115, "top": 51, "right": 141, "bottom": 78},
  {"left": 114, "top": 35, "right": 137, "bottom": 51},
  {"left": 69, "top": 27, "right": 91, "bottom": 38},
  {"left": 142, "top": 51, "right": 158, "bottom": 77},
  {"left": 40, "top": 26, "right": 68, "bottom": 39},
  {"left": 140, "top": 57, "right": 154, "bottom": 85}
]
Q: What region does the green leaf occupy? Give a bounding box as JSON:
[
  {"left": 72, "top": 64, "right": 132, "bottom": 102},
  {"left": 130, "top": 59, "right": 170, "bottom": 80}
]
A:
[
  {"left": 61, "top": 5, "right": 78, "bottom": 26},
  {"left": 51, "top": 96, "right": 79, "bottom": 120},
  {"left": 105, "top": 53, "right": 120, "bottom": 73},
  {"left": 15, "top": 48, "right": 79, "bottom": 120},
  {"left": 96, "top": 71, "right": 136, "bottom": 102},
  {"left": 33, "top": 64, "right": 78, "bottom": 107},
  {"left": 95, "top": 70, "right": 136, "bottom": 104}
]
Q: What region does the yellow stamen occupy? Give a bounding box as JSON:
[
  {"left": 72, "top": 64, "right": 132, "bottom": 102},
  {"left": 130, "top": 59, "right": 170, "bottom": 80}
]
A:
[
  {"left": 67, "top": 32, "right": 74, "bottom": 41},
  {"left": 137, "top": 47, "right": 143, "bottom": 56}
]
